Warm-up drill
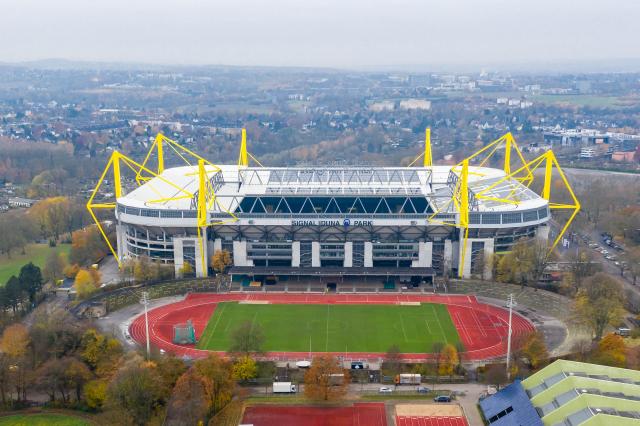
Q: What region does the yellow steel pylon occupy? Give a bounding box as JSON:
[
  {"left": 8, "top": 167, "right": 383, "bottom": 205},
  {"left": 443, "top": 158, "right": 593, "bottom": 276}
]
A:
[
  {"left": 408, "top": 127, "right": 433, "bottom": 167},
  {"left": 237, "top": 128, "right": 263, "bottom": 167}
]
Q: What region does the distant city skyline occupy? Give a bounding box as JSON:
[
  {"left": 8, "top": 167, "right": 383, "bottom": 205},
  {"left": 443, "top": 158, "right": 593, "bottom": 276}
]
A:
[{"left": 2, "top": 0, "right": 640, "bottom": 71}]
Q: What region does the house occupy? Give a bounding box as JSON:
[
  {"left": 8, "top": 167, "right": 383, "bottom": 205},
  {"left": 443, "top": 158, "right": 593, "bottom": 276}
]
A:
[{"left": 8, "top": 197, "right": 37, "bottom": 208}]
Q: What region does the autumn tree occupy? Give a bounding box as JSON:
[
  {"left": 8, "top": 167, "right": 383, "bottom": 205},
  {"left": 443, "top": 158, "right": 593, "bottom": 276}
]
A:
[
  {"left": 211, "top": 250, "right": 232, "bottom": 273},
  {"left": 438, "top": 344, "right": 459, "bottom": 379},
  {"left": 624, "top": 247, "right": 640, "bottom": 286},
  {"left": 80, "top": 329, "right": 123, "bottom": 378},
  {"left": 572, "top": 273, "right": 625, "bottom": 340},
  {"left": 232, "top": 355, "right": 258, "bottom": 381},
  {"left": 496, "top": 238, "right": 551, "bottom": 287},
  {"left": 193, "top": 354, "right": 235, "bottom": 416},
  {"left": 520, "top": 331, "right": 549, "bottom": 369},
  {"left": 304, "top": 355, "right": 349, "bottom": 402},
  {"left": 485, "top": 364, "right": 508, "bottom": 390},
  {"left": 591, "top": 333, "right": 627, "bottom": 368},
  {"left": 229, "top": 320, "right": 265, "bottom": 356},
  {"left": 74, "top": 268, "right": 101, "bottom": 299},
  {"left": 382, "top": 344, "right": 402, "bottom": 376},
  {"left": 0, "top": 324, "right": 30, "bottom": 401},
  {"left": 70, "top": 226, "right": 109, "bottom": 266},
  {"left": 105, "top": 357, "right": 169, "bottom": 425},
  {"left": 43, "top": 251, "right": 68, "bottom": 283},
  {"left": 165, "top": 369, "right": 209, "bottom": 426}
]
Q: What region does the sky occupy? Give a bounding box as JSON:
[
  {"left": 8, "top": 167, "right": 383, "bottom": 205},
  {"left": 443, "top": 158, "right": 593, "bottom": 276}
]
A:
[{"left": 2, "top": 0, "right": 640, "bottom": 70}]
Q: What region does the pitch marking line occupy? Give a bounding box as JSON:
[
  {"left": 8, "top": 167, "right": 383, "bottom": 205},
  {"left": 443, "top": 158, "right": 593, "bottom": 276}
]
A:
[
  {"left": 424, "top": 319, "right": 432, "bottom": 335},
  {"left": 325, "top": 304, "right": 330, "bottom": 352},
  {"left": 205, "top": 302, "right": 227, "bottom": 349},
  {"left": 399, "top": 314, "right": 409, "bottom": 342},
  {"left": 470, "top": 309, "right": 488, "bottom": 337},
  {"left": 431, "top": 304, "right": 448, "bottom": 343}
]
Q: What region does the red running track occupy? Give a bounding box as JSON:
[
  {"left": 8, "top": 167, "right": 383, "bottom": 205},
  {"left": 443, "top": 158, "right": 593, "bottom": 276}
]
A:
[
  {"left": 129, "top": 293, "right": 534, "bottom": 361},
  {"left": 242, "top": 402, "right": 387, "bottom": 426},
  {"left": 396, "top": 416, "right": 469, "bottom": 426}
]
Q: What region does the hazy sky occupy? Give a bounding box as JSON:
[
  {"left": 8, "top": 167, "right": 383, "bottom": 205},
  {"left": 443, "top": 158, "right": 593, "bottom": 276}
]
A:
[{"left": 2, "top": 0, "right": 640, "bottom": 70}]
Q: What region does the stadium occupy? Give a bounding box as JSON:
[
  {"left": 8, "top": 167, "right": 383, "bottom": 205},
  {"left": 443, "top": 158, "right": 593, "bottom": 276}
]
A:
[
  {"left": 89, "top": 131, "right": 579, "bottom": 283},
  {"left": 88, "top": 129, "right": 578, "bottom": 361}
]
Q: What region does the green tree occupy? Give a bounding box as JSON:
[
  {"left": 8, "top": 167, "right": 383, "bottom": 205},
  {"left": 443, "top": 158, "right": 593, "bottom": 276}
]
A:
[{"left": 18, "top": 262, "right": 43, "bottom": 305}]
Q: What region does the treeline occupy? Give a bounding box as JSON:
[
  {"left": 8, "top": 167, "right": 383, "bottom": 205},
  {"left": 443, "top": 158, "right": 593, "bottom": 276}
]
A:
[{"left": 0, "top": 197, "right": 91, "bottom": 259}]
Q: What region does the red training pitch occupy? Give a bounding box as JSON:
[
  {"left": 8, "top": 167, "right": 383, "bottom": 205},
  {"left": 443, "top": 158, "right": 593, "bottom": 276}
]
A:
[
  {"left": 129, "top": 293, "right": 534, "bottom": 361},
  {"left": 242, "top": 402, "right": 387, "bottom": 426}
]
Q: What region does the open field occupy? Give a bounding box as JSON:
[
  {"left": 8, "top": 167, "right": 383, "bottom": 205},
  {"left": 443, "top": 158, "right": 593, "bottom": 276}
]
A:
[
  {"left": 0, "top": 413, "right": 91, "bottom": 426},
  {"left": 196, "top": 301, "right": 462, "bottom": 353},
  {"left": 0, "top": 243, "right": 71, "bottom": 284}
]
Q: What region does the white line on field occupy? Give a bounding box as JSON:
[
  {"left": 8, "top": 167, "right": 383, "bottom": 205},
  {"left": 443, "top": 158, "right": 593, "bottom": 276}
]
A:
[{"left": 206, "top": 301, "right": 227, "bottom": 348}]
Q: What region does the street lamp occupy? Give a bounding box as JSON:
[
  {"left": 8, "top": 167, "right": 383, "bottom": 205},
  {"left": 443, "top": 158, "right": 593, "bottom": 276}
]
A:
[
  {"left": 505, "top": 294, "right": 516, "bottom": 380},
  {"left": 140, "top": 291, "right": 150, "bottom": 360}
]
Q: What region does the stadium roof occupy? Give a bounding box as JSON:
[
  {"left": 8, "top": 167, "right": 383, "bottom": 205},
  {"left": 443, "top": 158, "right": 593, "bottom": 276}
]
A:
[
  {"left": 481, "top": 360, "right": 640, "bottom": 426},
  {"left": 118, "top": 164, "right": 547, "bottom": 214}
]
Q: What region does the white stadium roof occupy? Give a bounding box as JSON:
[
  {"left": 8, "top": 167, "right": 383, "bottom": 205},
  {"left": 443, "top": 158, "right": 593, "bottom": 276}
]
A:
[{"left": 118, "top": 164, "right": 547, "bottom": 213}]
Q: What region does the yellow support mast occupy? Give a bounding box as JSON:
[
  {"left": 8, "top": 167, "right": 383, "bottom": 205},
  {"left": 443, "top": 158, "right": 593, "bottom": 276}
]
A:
[
  {"left": 238, "top": 128, "right": 249, "bottom": 167},
  {"left": 423, "top": 128, "right": 432, "bottom": 167},
  {"left": 197, "top": 159, "right": 208, "bottom": 277},
  {"left": 458, "top": 159, "right": 470, "bottom": 278}
]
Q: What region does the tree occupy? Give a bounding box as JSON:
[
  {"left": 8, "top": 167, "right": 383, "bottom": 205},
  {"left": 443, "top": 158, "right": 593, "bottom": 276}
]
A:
[
  {"left": 19, "top": 262, "right": 43, "bottom": 305},
  {"left": 496, "top": 238, "right": 551, "bottom": 287},
  {"left": 304, "top": 355, "right": 349, "bottom": 402},
  {"left": 74, "top": 269, "right": 101, "bottom": 299},
  {"left": 4, "top": 276, "right": 25, "bottom": 313},
  {"left": 165, "top": 369, "right": 209, "bottom": 426},
  {"left": 572, "top": 273, "right": 625, "bottom": 340},
  {"left": 229, "top": 320, "right": 265, "bottom": 355},
  {"left": 106, "top": 359, "right": 169, "bottom": 425},
  {"left": 591, "top": 333, "right": 627, "bottom": 367},
  {"left": 382, "top": 344, "right": 402, "bottom": 376},
  {"left": 0, "top": 324, "right": 30, "bottom": 358},
  {"left": 438, "top": 344, "right": 459, "bottom": 379},
  {"left": 624, "top": 247, "right": 640, "bottom": 286},
  {"left": 485, "top": 364, "right": 508, "bottom": 390},
  {"left": 84, "top": 379, "right": 108, "bottom": 410},
  {"left": 211, "top": 250, "right": 232, "bottom": 273},
  {"left": 80, "top": 329, "right": 123, "bottom": 378},
  {"left": 193, "top": 354, "right": 235, "bottom": 416},
  {"left": 43, "top": 251, "right": 68, "bottom": 284},
  {"left": 520, "top": 331, "right": 549, "bottom": 369},
  {"left": 179, "top": 261, "right": 194, "bottom": 278},
  {"left": 232, "top": 355, "right": 258, "bottom": 381}
]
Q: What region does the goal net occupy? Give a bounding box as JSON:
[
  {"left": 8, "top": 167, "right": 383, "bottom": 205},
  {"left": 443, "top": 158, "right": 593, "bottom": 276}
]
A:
[{"left": 173, "top": 320, "right": 196, "bottom": 345}]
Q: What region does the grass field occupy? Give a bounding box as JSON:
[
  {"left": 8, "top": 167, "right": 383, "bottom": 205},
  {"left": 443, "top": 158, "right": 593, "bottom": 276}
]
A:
[
  {"left": 0, "top": 243, "right": 71, "bottom": 285},
  {"left": 196, "top": 302, "right": 462, "bottom": 353},
  {"left": 0, "top": 244, "right": 71, "bottom": 286},
  {"left": 0, "top": 413, "right": 91, "bottom": 426}
]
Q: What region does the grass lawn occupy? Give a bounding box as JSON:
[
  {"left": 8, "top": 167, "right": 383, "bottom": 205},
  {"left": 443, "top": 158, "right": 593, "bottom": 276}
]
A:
[
  {"left": 0, "top": 413, "right": 91, "bottom": 426},
  {"left": 197, "top": 302, "right": 462, "bottom": 353},
  {"left": 0, "top": 243, "right": 71, "bottom": 285}
]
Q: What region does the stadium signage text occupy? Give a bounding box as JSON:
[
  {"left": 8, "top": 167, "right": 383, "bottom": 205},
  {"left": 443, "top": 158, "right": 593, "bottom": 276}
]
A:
[{"left": 291, "top": 219, "right": 373, "bottom": 227}]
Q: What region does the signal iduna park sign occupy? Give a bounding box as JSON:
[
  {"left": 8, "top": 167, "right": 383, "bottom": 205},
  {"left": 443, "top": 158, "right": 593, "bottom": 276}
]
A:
[{"left": 291, "top": 219, "right": 373, "bottom": 227}]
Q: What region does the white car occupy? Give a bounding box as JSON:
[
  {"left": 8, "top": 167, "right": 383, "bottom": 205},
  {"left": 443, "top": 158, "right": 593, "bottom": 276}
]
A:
[{"left": 379, "top": 387, "right": 393, "bottom": 394}]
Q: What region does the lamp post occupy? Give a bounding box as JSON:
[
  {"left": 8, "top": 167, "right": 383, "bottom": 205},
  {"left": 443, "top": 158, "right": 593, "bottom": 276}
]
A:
[
  {"left": 140, "top": 291, "right": 150, "bottom": 360},
  {"left": 505, "top": 294, "right": 516, "bottom": 380}
]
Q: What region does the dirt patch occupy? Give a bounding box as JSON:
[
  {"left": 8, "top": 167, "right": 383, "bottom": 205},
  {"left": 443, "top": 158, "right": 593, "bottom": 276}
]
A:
[{"left": 395, "top": 403, "right": 463, "bottom": 417}]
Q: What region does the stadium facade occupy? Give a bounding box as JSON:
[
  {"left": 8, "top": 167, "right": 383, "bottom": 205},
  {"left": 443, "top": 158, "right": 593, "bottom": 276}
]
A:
[{"left": 89, "top": 131, "right": 578, "bottom": 282}]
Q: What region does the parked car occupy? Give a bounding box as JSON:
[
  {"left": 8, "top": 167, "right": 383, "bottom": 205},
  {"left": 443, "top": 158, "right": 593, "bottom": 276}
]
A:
[
  {"left": 417, "top": 386, "right": 430, "bottom": 394},
  {"left": 434, "top": 395, "right": 451, "bottom": 402},
  {"left": 379, "top": 387, "right": 393, "bottom": 394}
]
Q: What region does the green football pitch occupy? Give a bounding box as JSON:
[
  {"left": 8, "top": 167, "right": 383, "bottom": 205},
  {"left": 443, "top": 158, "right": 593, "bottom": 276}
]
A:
[{"left": 196, "top": 302, "right": 462, "bottom": 353}]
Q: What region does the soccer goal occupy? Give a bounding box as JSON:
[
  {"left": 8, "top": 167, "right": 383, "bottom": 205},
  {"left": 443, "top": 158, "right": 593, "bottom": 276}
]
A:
[{"left": 173, "top": 320, "right": 196, "bottom": 345}]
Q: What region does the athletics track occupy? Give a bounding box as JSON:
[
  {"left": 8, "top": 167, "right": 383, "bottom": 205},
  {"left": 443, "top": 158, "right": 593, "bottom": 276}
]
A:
[
  {"left": 242, "top": 403, "right": 387, "bottom": 426},
  {"left": 128, "top": 293, "right": 534, "bottom": 361}
]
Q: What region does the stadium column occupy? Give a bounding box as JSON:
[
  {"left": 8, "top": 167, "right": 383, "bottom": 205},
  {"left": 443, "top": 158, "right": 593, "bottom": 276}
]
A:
[
  {"left": 413, "top": 241, "right": 432, "bottom": 267},
  {"left": 364, "top": 242, "right": 373, "bottom": 267},
  {"left": 459, "top": 238, "right": 494, "bottom": 279},
  {"left": 291, "top": 241, "right": 300, "bottom": 267},
  {"left": 195, "top": 227, "right": 208, "bottom": 277},
  {"left": 233, "top": 241, "right": 252, "bottom": 266},
  {"left": 115, "top": 222, "right": 126, "bottom": 265},
  {"left": 536, "top": 225, "right": 550, "bottom": 242},
  {"left": 311, "top": 242, "right": 321, "bottom": 267},
  {"left": 443, "top": 239, "right": 453, "bottom": 274},
  {"left": 343, "top": 242, "right": 353, "bottom": 267}
]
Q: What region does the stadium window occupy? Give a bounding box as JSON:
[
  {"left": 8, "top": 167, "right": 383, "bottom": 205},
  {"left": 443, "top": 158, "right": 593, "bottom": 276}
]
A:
[
  {"left": 523, "top": 210, "right": 538, "bottom": 222},
  {"left": 501, "top": 212, "right": 522, "bottom": 224},
  {"left": 141, "top": 209, "right": 160, "bottom": 217},
  {"left": 481, "top": 213, "right": 501, "bottom": 224},
  {"left": 538, "top": 207, "right": 549, "bottom": 219},
  {"left": 160, "top": 210, "right": 183, "bottom": 218}
]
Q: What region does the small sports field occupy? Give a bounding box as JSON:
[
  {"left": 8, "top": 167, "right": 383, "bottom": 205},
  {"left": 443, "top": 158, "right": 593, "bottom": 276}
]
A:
[{"left": 196, "top": 301, "right": 462, "bottom": 353}]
